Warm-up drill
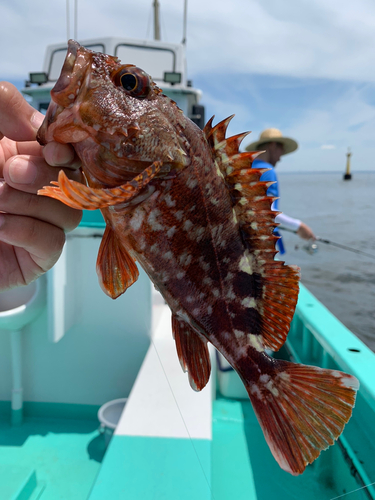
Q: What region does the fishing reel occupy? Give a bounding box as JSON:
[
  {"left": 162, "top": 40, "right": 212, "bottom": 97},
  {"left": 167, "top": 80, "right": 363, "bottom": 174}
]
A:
[{"left": 294, "top": 241, "right": 319, "bottom": 255}]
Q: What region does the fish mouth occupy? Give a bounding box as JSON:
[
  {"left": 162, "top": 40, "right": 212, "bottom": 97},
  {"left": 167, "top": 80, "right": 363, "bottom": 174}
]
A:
[
  {"left": 50, "top": 39, "right": 89, "bottom": 107},
  {"left": 37, "top": 40, "right": 89, "bottom": 145}
]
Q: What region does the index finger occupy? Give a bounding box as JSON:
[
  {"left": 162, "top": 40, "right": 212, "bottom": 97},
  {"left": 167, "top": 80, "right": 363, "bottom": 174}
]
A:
[{"left": 0, "top": 82, "right": 43, "bottom": 141}]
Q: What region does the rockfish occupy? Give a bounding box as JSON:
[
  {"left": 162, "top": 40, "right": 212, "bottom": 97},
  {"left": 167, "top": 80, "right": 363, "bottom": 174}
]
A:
[{"left": 37, "top": 40, "right": 358, "bottom": 475}]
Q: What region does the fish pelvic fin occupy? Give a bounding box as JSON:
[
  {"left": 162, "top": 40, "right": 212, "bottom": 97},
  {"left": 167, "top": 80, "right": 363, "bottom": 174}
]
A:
[
  {"left": 172, "top": 315, "right": 211, "bottom": 391},
  {"left": 242, "top": 359, "right": 359, "bottom": 475},
  {"left": 38, "top": 161, "right": 162, "bottom": 210},
  {"left": 96, "top": 225, "right": 139, "bottom": 299},
  {"left": 205, "top": 117, "right": 299, "bottom": 351}
]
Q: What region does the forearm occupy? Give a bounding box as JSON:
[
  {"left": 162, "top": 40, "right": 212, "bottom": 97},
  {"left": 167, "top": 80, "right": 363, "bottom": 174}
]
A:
[{"left": 274, "top": 212, "right": 301, "bottom": 232}]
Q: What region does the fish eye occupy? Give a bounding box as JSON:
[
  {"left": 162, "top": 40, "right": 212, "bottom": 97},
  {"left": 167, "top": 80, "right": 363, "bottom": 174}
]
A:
[
  {"left": 120, "top": 73, "right": 137, "bottom": 91},
  {"left": 113, "top": 66, "right": 151, "bottom": 98}
]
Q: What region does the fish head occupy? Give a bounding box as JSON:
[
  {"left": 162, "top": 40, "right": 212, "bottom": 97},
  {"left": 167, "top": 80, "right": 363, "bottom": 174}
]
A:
[{"left": 37, "top": 40, "right": 189, "bottom": 185}]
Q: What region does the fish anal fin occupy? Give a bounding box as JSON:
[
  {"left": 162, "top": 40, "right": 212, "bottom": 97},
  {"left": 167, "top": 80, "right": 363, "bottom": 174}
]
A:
[
  {"left": 172, "top": 315, "right": 211, "bottom": 391},
  {"left": 241, "top": 360, "right": 359, "bottom": 475},
  {"left": 38, "top": 161, "right": 161, "bottom": 210},
  {"left": 96, "top": 225, "right": 139, "bottom": 299}
]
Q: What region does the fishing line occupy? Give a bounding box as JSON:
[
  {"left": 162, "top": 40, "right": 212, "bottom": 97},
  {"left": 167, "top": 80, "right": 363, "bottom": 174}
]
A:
[
  {"left": 279, "top": 227, "right": 375, "bottom": 260},
  {"left": 160, "top": 7, "right": 168, "bottom": 42},
  {"left": 150, "top": 337, "right": 216, "bottom": 500},
  {"left": 329, "top": 481, "right": 375, "bottom": 500}
]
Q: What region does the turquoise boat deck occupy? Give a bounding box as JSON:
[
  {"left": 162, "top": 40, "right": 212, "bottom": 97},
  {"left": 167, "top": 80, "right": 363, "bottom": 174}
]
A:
[
  {"left": 0, "top": 403, "right": 103, "bottom": 500},
  {"left": 1, "top": 283, "right": 375, "bottom": 499},
  {"left": 213, "top": 397, "right": 334, "bottom": 500},
  {"left": 213, "top": 397, "right": 364, "bottom": 500},
  {"left": 0, "top": 399, "right": 371, "bottom": 500}
]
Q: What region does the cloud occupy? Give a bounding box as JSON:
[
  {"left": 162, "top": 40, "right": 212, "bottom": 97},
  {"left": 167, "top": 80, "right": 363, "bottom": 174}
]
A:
[
  {"left": 195, "top": 72, "right": 375, "bottom": 172},
  {"left": 2, "top": 0, "right": 375, "bottom": 82},
  {"left": 184, "top": 0, "right": 375, "bottom": 82},
  {"left": 1, "top": 0, "right": 375, "bottom": 172}
]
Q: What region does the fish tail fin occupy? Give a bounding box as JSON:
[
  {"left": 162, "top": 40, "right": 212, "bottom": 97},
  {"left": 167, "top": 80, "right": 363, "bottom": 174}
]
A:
[{"left": 242, "top": 359, "right": 359, "bottom": 475}]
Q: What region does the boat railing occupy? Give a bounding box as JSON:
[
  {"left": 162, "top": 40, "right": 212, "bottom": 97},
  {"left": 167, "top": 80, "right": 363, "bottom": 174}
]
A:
[{"left": 284, "top": 284, "right": 375, "bottom": 499}]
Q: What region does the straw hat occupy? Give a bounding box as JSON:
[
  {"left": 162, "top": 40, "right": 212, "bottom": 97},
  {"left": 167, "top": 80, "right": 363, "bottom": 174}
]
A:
[{"left": 245, "top": 128, "right": 298, "bottom": 155}]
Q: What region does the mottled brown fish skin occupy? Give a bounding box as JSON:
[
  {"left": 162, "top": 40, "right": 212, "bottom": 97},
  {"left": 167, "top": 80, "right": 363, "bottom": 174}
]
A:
[
  {"left": 102, "top": 116, "right": 262, "bottom": 366},
  {"left": 37, "top": 40, "right": 359, "bottom": 477}
]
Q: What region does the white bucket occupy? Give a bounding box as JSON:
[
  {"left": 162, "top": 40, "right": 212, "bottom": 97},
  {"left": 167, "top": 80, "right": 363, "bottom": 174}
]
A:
[{"left": 98, "top": 398, "right": 128, "bottom": 447}]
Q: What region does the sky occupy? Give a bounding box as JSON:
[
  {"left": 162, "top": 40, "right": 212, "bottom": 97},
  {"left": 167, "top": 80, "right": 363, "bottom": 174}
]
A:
[{"left": 1, "top": 0, "right": 375, "bottom": 172}]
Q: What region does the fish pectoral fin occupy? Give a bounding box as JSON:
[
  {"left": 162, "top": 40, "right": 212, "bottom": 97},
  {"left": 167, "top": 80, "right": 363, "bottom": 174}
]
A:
[
  {"left": 96, "top": 225, "right": 139, "bottom": 299},
  {"left": 38, "top": 161, "right": 162, "bottom": 210},
  {"left": 172, "top": 315, "right": 211, "bottom": 392},
  {"left": 242, "top": 359, "right": 359, "bottom": 475}
]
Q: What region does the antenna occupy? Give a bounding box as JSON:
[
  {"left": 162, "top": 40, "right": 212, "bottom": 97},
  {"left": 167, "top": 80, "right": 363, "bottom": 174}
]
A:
[
  {"left": 182, "top": 0, "right": 188, "bottom": 44},
  {"left": 74, "top": 0, "right": 78, "bottom": 40},
  {"left": 153, "top": 0, "right": 161, "bottom": 40},
  {"left": 66, "top": 0, "right": 70, "bottom": 40},
  {"left": 66, "top": 0, "right": 78, "bottom": 40}
]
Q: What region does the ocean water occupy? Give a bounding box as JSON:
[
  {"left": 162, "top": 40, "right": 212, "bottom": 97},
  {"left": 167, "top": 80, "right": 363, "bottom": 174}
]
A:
[{"left": 277, "top": 171, "right": 375, "bottom": 351}]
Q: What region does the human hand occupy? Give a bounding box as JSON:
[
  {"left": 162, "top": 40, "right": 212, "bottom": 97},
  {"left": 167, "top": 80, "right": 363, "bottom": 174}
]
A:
[
  {"left": 0, "top": 82, "right": 83, "bottom": 291},
  {"left": 297, "top": 222, "right": 316, "bottom": 241}
]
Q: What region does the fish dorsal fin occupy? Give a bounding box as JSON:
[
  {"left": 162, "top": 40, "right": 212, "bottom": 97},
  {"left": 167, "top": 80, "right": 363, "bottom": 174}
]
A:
[
  {"left": 227, "top": 167, "right": 300, "bottom": 351},
  {"left": 172, "top": 315, "right": 211, "bottom": 391},
  {"left": 97, "top": 225, "right": 139, "bottom": 299},
  {"left": 204, "top": 116, "right": 300, "bottom": 351},
  {"left": 204, "top": 114, "right": 234, "bottom": 145}
]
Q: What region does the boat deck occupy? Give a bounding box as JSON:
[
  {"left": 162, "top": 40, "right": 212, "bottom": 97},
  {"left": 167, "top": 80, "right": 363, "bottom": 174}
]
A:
[
  {"left": 213, "top": 397, "right": 356, "bottom": 500},
  {"left": 0, "top": 403, "right": 103, "bottom": 500},
  {"left": 0, "top": 398, "right": 368, "bottom": 500},
  {"left": 1, "top": 283, "right": 374, "bottom": 499}
]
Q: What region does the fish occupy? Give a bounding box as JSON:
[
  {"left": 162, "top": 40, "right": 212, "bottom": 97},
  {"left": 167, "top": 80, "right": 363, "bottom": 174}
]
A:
[{"left": 37, "top": 40, "right": 359, "bottom": 475}]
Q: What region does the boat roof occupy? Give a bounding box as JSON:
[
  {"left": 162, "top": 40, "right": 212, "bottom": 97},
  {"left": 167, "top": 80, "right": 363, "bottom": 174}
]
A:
[{"left": 41, "top": 36, "right": 189, "bottom": 88}]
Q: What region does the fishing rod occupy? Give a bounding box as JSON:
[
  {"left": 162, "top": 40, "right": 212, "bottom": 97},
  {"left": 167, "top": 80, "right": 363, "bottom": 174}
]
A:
[{"left": 279, "top": 227, "right": 375, "bottom": 260}]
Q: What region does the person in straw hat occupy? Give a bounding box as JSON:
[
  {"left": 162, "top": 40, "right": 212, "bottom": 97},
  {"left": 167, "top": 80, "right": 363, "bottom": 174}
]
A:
[{"left": 245, "top": 128, "right": 315, "bottom": 254}]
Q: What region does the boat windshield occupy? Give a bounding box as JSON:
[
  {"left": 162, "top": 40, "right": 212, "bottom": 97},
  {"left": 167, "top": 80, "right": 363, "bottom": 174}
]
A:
[
  {"left": 115, "top": 44, "right": 175, "bottom": 81},
  {"left": 48, "top": 44, "right": 105, "bottom": 81}
]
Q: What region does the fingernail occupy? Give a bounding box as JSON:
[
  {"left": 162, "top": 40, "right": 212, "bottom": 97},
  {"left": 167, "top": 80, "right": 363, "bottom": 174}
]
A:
[
  {"left": 8, "top": 157, "right": 37, "bottom": 184},
  {"left": 43, "top": 142, "right": 75, "bottom": 166},
  {"left": 30, "top": 111, "right": 44, "bottom": 130}
]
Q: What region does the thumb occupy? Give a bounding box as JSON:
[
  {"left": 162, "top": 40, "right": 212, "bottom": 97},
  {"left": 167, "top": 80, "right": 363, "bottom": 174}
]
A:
[{"left": 0, "top": 82, "right": 44, "bottom": 141}]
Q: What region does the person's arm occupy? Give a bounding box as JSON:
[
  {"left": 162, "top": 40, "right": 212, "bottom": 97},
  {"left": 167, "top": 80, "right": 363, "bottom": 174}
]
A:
[
  {"left": 275, "top": 213, "right": 315, "bottom": 240},
  {"left": 275, "top": 212, "right": 301, "bottom": 232},
  {"left": 259, "top": 167, "right": 315, "bottom": 241},
  {"left": 296, "top": 222, "right": 315, "bottom": 240},
  {"left": 0, "top": 82, "right": 83, "bottom": 291}
]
